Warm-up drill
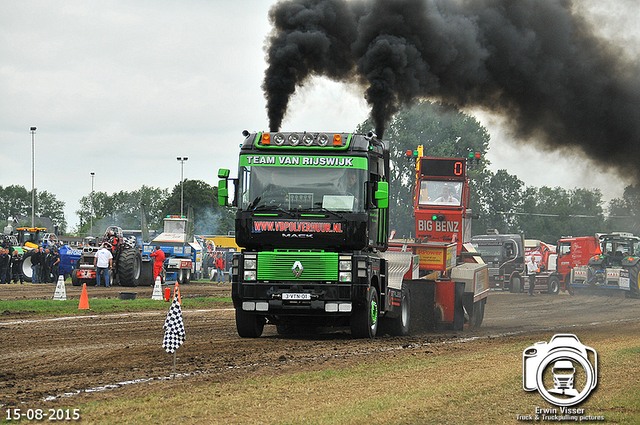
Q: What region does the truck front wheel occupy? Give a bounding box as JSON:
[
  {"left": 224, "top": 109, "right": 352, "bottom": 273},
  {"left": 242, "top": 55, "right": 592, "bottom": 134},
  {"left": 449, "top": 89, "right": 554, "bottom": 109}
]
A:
[
  {"left": 509, "top": 273, "right": 522, "bottom": 293},
  {"left": 547, "top": 276, "right": 560, "bottom": 295},
  {"left": 351, "top": 287, "right": 379, "bottom": 339},
  {"left": 235, "top": 309, "right": 265, "bottom": 338}
]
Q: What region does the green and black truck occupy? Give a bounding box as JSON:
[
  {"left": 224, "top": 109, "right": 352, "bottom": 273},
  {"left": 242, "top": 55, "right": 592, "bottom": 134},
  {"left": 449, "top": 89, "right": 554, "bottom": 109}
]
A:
[{"left": 217, "top": 131, "right": 413, "bottom": 338}]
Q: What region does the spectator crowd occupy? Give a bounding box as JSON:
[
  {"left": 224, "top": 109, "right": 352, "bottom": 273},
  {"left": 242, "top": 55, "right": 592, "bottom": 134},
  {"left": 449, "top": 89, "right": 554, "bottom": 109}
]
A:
[{"left": 0, "top": 243, "right": 61, "bottom": 284}]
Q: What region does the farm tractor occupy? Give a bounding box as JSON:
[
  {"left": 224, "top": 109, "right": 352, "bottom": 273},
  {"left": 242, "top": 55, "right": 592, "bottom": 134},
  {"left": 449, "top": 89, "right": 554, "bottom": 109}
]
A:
[
  {"left": 71, "top": 226, "right": 142, "bottom": 287},
  {"left": 1, "top": 217, "right": 60, "bottom": 281}
]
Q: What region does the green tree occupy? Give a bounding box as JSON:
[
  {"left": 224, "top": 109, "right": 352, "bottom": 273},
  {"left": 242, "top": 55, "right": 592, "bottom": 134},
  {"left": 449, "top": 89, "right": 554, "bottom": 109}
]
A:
[
  {"left": 75, "top": 186, "right": 168, "bottom": 237},
  {"left": 358, "top": 101, "right": 490, "bottom": 238},
  {"left": 514, "top": 187, "right": 605, "bottom": 242},
  {"left": 37, "top": 190, "right": 67, "bottom": 233},
  {"left": 0, "top": 185, "right": 66, "bottom": 233},
  {"left": 161, "top": 179, "right": 234, "bottom": 235},
  {"left": 476, "top": 170, "right": 525, "bottom": 235},
  {"left": 607, "top": 184, "right": 640, "bottom": 234}
]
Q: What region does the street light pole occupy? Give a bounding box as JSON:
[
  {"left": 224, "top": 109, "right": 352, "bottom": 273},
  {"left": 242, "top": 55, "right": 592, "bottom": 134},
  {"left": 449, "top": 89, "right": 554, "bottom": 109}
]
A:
[
  {"left": 30, "top": 127, "right": 36, "bottom": 227},
  {"left": 177, "top": 157, "right": 188, "bottom": 216},
  {"left": 90, "top": 172, "right": 95, "bottom": 237}
]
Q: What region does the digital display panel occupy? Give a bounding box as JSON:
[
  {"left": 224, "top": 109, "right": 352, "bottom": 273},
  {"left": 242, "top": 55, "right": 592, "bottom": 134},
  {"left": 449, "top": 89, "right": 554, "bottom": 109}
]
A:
[{"left": 420, "top": 158, "right": 466, "bottom": 178}]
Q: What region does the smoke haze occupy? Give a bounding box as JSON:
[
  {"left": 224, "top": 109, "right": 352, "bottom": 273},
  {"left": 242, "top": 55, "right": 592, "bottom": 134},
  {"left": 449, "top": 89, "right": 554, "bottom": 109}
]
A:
[{"left": 263, "top": 0, "right": 640, "bottom": 181}]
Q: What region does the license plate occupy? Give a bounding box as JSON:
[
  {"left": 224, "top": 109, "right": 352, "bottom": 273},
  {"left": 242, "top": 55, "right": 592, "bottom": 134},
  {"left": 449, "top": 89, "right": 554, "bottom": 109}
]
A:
[{"left": 282, "top": 293, "right": 311, "bottom": 301}]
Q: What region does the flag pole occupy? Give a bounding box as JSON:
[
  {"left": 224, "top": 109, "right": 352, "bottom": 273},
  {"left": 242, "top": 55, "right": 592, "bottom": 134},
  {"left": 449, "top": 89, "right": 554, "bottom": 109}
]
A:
[{"left": 173, "top": 351, "right": 177, "bottom": 378}]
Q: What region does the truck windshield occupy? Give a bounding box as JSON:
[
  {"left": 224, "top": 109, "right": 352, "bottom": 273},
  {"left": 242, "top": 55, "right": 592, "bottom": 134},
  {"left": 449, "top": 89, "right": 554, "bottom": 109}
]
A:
[
  {"left": 418, "top": 180, "right": 462, "bottom": 206},
  {"left": 238, "top": 164, "right": 367, "bottom": 213},
  {"left": 472, "top": 244, "right": 502, "bottom": 258}
]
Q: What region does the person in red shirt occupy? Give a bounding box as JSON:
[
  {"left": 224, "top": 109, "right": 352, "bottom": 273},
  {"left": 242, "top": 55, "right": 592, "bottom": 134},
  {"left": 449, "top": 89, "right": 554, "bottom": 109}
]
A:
[
  {"left": 215, "top": 253, "right": 226, "bottom": 283},
  {"left": 150, "top": 246, "right": 165, "bottom": 282}
]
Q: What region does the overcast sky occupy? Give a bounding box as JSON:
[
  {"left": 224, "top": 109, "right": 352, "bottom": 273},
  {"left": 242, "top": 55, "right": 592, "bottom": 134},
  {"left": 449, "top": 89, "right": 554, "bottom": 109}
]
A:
[{"left": 1, "top": 0, "right": 637, "bottom": 231}]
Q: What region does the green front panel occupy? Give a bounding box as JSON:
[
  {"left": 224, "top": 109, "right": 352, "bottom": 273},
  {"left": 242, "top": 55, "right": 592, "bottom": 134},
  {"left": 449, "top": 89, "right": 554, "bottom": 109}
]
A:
[{"left": 257, "top": 251, "right": 338, "bottom": 281}]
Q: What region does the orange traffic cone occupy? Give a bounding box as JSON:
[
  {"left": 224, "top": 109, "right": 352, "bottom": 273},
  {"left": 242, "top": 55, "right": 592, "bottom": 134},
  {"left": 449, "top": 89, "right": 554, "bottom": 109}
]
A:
[
  {"left": 174, "top": 282, "right": 182, "bottom": 304},
  {"left": 78, "top": 283, "right": 90, "bottom": 310}
]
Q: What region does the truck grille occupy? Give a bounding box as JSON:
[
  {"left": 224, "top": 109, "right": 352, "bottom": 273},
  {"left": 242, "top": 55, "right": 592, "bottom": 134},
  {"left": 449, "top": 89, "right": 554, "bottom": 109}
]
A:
[{"left": 257, "top": 251, "right": 338, "bottom": 281}]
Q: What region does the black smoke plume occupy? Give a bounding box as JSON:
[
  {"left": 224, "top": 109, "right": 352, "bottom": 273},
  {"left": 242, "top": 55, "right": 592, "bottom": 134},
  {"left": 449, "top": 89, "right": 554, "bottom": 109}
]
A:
[{"left": 263, "top": 0, "right": 640, "bottom": 181}]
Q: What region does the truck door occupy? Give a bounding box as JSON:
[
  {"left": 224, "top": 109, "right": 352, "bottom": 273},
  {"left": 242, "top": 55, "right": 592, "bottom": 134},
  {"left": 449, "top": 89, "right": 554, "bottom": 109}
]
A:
[{"left": 502, "top": 241, "right": 517, "bottom": 277}]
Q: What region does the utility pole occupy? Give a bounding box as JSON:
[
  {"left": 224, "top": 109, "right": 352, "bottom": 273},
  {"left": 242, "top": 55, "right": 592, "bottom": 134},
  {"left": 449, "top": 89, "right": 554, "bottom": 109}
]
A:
[
  {"left": 30, "top": 127, "right": 36, "bottom": 227},
  {"left": 177, "top": 157, "right": 188, "bottom": 216}
]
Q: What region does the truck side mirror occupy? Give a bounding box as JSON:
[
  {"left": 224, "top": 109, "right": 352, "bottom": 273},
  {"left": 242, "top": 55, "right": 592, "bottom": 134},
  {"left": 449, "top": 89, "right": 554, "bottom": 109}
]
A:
[
  {"left": 375, "top": 181, "right": 389, "bottom": 209},
  {"left": 218, "top": 168, "right": 230, "bottom": 206}
]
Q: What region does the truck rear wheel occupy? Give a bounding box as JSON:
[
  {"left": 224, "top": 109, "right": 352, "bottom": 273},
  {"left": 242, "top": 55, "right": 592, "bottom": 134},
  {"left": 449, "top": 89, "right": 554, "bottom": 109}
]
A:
[
  {"left": 351, "top": 287, "right": 379, "bottom": 339},
  {"left": 384, "top": 287, "right": 410, "bottom": 336},
  {"left": 547, "top": 276, "right": 560, "bottom": 295},
  {"left": 118, "top": 247, "right": 141, "bottom": 287},
  {"left": 468, "top": 298, "right": 486, "bottom": 329},
  {"left": 235, "top": 309, "right": 265, "bottom": 338}
]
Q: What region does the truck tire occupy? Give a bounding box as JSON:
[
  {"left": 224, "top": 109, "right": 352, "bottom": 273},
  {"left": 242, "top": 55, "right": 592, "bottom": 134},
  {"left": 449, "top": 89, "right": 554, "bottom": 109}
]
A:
[
  {"left": 384, "top": 287, "right": 411, "bottom": 336},
  {"left": 235, "top": 309, "right": 265, "bottom": 338},
  {"left": 468, "top": 298, "right": 486, "bottom": 329},
  {"left": 71, "top": 270, "right": 80, "bottom": 286},
  {"left": 547, "top": 276, "right": 560, "bottom": 295},
  {"left": 182, "top": 269, "right": 191, "bottom": 284},
  {"left": 139, "top": 261, "right": 154, "bottom": 286},
  {"left": 20, "top": 256, "right": 33, "bottom": 282},
  {"left": 350, "top": 287, "right": 379, "bottom": 339},
  {"left": 509, "top": 273, "right": 522, "bottom": 293},
  {"left": 118, "top": 247, "right": 141, "bottom": 287},
  {"left": 627, "top": 262, "right": 640, "bottom": 299}
]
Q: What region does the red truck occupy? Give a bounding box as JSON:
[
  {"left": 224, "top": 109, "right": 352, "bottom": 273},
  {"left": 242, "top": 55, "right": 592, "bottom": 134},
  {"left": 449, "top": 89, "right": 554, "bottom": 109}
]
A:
[
  {"left": 388, "top": 147, "right": 489, "bottom": 330},
  {"left": 523, "top": 236, "right": 598, "bottom": 295},
  {"left": 554, "top": 236, "right": 599, "bottom": 293}
]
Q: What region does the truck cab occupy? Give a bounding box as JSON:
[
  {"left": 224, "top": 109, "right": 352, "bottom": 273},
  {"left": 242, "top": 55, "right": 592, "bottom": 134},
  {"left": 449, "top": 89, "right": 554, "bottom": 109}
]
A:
[
  {"left": 555, "top": 236, "right": 598, "bottom": 292},
  {"left": 470, "top": 233, "right": 525, "bottom": 292}
]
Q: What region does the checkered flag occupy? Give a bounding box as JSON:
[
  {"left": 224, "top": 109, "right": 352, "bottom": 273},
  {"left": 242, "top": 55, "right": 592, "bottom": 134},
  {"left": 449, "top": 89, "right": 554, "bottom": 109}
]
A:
[{"left": 162, "top": 296, "right": 185, "bottom": 354}]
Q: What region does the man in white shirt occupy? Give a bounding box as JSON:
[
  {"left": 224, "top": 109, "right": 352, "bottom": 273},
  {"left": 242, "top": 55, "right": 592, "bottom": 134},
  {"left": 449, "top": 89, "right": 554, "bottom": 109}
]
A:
[
  {"left": 94, "top": 243, "right": 113, "bottom": 287},
  {"left": 526, "top": 256, "right": 539, "bottom": 296}
]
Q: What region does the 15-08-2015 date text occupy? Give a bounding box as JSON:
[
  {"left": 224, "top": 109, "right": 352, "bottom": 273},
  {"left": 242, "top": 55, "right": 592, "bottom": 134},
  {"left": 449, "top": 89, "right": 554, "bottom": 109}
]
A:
[{"left": 5, "top": 408, "right": 80, "bottom": 421}]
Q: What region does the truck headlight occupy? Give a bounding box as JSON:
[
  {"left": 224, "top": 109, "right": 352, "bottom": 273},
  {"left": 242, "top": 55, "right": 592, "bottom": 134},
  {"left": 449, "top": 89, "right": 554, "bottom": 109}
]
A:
[
  {"left": 339, "top": 260, "right": 352, "bottom": 271},
  {"left": 244, "top": 270, "right": 256, "bottom": 281},
  {"left": 339, "top": 272, "right": 352, "bottom": 282},
  {"left": 244, "top": 259, "right": 257, "bottom": 270}
]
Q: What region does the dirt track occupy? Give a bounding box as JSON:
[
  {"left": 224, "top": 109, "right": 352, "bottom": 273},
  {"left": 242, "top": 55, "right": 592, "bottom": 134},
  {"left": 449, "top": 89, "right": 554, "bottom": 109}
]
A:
[{"left": 1, "top": 282, "right": 639, "bottom": 409}]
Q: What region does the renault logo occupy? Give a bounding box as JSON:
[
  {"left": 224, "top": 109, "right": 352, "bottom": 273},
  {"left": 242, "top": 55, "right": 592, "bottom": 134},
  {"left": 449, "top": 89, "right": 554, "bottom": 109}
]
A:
[{"left": 292, "top": 261, "right": 303, "bottom": 278}]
